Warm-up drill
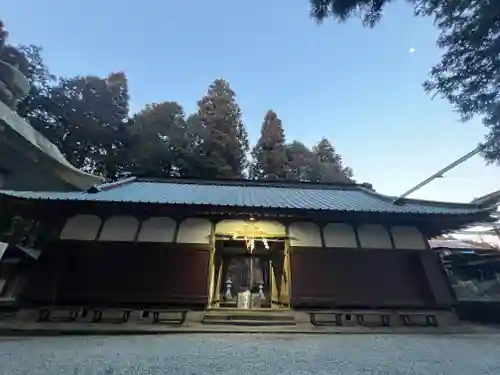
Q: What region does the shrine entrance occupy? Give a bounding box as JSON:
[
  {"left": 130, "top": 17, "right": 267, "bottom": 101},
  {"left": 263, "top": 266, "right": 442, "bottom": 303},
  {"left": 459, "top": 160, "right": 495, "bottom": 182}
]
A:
[
  {"left": 209, "top": 219, "right": 291, "bottom": 309},
  {"left": 217, "top": 242, "right": 272, "bottom": 309}
]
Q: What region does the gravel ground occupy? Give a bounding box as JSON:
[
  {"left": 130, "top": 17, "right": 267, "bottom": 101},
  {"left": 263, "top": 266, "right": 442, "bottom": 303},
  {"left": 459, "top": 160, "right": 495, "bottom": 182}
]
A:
[{"left": 0, "top": 334, "right": 499, "bottom": 375}]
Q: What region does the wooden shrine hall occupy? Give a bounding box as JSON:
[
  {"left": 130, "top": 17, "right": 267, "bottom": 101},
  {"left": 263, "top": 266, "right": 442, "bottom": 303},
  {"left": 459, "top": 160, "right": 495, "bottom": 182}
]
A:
[{"left": 0, "top": 177, "right": 495, "bottom": 326}]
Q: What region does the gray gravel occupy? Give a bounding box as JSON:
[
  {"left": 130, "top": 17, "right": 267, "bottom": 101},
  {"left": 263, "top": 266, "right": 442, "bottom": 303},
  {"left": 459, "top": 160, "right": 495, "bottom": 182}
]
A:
[{"left": 0, "top": 334, "right": 499, "bottom": 375}]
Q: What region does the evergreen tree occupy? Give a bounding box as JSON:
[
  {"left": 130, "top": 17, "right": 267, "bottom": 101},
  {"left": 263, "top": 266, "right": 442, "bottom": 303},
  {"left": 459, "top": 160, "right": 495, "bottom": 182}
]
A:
[
  {"left": 285, "top": 141, "right": 315, "bottom": 181},
  {"left": 194, "top": 79, "right": 249, "bottom": 179},
  {"left": 128, "top": 101, "right": 190, "bottom": 177},
  {"left": 250, "top": 110, "right": 288, "bottom": 180},
  {"left": 308, "top": 138, "right": 354, "bottom": 183}
]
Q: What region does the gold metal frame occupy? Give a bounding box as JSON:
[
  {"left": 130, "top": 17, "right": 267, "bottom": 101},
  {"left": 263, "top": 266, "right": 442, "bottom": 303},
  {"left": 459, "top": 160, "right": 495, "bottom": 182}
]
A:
[
  {"left": 208, "top": 240, "right": 291, "bottom": 310},
  {"left": 207, "top": 222, "right": 216, "bottom": 307},
  {"left": 269, "top": 239, "right": 291, "bottom": 308},
  {"left": 207, "top": 219, "right": 292, "bottom": 310}
]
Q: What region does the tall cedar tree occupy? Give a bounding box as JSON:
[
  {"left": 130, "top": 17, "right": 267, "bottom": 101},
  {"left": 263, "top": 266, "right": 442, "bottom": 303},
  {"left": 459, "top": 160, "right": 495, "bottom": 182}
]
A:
[
  {"left": 195, "top": 79, "right": 249, "bottom": 179},
  {"left": 250, "top": 110, "right": 288, "bottom": 180},
  {"left": 309, "top": 0, "right": 500, "bottom": 165},
  {"left": 285, "top": 141, "right": 316, "bottom": 181},
  {"left": 309, "top": 138, "right": 354, "bottom": 183}
]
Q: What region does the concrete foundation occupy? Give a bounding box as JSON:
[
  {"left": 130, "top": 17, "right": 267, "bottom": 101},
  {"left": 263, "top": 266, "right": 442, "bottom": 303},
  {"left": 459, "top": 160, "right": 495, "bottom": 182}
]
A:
[{"left": 0, "top": 307, "right": 473, "bottom": 336}]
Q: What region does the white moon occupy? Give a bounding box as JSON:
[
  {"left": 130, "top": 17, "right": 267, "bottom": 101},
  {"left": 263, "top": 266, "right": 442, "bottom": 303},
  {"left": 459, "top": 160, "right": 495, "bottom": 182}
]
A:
[{"left": 409, "top": 47, "right": 416, "bottom": 54}]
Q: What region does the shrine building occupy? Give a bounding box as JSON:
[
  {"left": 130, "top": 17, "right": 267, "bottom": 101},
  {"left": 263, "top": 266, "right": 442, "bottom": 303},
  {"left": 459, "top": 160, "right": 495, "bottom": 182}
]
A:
[{"left": 0, "top": 177, "right": 495, "bottom": 327}]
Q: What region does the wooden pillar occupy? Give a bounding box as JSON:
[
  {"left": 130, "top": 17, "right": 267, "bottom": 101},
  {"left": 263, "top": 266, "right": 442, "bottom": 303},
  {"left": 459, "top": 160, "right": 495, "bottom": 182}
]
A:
[
  {"left": 270, "top": 241, "right": 291, "bottom": 308},
  {"left": 214, "top": 255, "right": 223, "bottom": 307},
  {"left": 207, "top": 223, "right": 216, "bottom": 307},
  {"left": 418, "top": 250, "right": 457, "bottom": 308},
  {"left": 269, "top": 242, "right": 280, "bottom": 308},
  {"left": 207, "top": 247, "right": 215, "bottom": 306},
  {"left": 280, "top": 242, "right": 291, "bottom": 307},
  {"left": 211, "top": 243, "right": 224, "bottom": 308},
  {"left": 270, "top": 258, "right": 278, "bottom": 308}
]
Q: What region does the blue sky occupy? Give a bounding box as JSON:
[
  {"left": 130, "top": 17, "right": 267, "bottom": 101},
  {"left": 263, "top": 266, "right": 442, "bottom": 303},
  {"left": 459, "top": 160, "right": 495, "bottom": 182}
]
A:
[{"left": 3, "top": 0, "right": 498, "bottom": 203}]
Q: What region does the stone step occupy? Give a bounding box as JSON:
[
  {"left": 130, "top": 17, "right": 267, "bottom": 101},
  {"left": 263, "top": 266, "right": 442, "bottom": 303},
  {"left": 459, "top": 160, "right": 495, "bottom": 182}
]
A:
[
  {"left": 204, "top": 314, "right": 295, "bottom": 322},
  {"left": 206, "top": 308, "right": 292, "bottom": 314},
  {"left": 202, "top": 309, "right": 296, "bottom": 326},
  {"left": 218, "top": 301, "right": 237, "bottom": 308},
  {"left": 204, "top": 311, "right": 294, "bottom": 320},
  {"left": 202, "top": 319, "right": 296, "bottom": 327}
]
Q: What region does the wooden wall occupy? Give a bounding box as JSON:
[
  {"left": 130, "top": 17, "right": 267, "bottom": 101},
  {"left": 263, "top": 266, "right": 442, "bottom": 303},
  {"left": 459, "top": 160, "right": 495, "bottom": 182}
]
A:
[
  {"left": 21, "top": 242, "right": 455, "bottom": 311},
  {"left": 21, "top": 242, "right": 210, "bottom": 309},
  {"left": 290, "top": 247, "right": 455, "bottom": 310}
]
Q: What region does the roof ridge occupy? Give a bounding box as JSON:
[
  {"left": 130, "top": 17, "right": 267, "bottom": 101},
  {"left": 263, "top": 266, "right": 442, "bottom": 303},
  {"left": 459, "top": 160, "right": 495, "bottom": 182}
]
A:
[
  {"left": 133, "top": 176, "right": 362, "bottom": 190},
  {"left": 88, "top": 177, "right": 137, "bottom": 193},
  {"left": 471, "top": 189, "right": 500, "bottom": 207},
  {"left": 392, "top": 195, "right": 484, "bottom": 209},
  {"left": 356, "top": 185, "right": 484, "bottom": 210}
]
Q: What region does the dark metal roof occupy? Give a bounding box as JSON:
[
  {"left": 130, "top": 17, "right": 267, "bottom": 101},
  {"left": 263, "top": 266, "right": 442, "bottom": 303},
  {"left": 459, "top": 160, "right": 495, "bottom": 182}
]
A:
[
  {"left": 0, "top": 177, "right": 492, "bottom": 216},
  {"left": 471, "top": 189, "right": 500, "bottom": 206},
  {"left": 430, "top": 239, "right": 497, "bottom": 250}
]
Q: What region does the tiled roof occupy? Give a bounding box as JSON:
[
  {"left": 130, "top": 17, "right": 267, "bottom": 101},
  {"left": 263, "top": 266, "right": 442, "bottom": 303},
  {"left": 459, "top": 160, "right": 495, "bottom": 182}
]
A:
[{"left": 0, "top": 178, "right": 491, "bottom": 216}]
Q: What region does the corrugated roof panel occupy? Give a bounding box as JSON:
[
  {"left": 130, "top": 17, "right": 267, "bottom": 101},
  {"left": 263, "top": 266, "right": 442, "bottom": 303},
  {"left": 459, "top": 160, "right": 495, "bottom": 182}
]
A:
[
  {"left": 0, "top": 180, "right": 487, "bottom": 215},
  {"left": 429, "top": 239, "right": 497, "bottom": 250}
]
